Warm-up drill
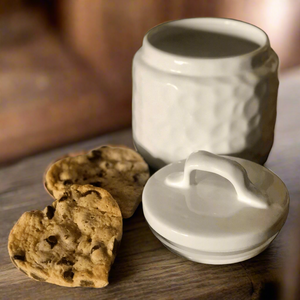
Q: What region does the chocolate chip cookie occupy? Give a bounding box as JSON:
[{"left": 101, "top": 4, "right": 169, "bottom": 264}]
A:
[
  {"left": 8, "top": 184, "right": 122, "bottom": 288},
  {"left": 44, "top": 145, "right": 149, "bottom": 218}
]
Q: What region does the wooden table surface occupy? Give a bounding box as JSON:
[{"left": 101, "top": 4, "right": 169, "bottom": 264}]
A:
[{"left": 1, "top": 67, "right": 300, "bottom": 300}]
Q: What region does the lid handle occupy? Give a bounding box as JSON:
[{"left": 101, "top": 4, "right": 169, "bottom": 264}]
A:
[{"left": 165, "top": 151, "right": 269, "bottom": 209}]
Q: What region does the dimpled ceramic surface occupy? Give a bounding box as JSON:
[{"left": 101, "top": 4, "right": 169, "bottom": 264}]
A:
[{"left": 132, "top": 18, "right": 279, "bottom": 169}]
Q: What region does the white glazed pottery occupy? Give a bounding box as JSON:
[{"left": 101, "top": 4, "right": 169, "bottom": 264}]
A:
[
  {"left": 132, "top": 18, "right": 279, "bottom": 170},
  {"left": 142, "top": 151, "right": 289, "bottom": 264}
]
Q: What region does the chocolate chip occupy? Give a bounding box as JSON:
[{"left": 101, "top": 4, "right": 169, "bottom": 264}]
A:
[
  {"left": 87, "top": 150, "right": 102, "bottom": 161},
  {"left": 45, "top": 206, "right": 55, "bottom": 219},
  {"left": 30, "top": 273, "right": 46, "bottom": 282},
  {"left": 58, "top": 192, "right": 70, "bottom": 202},
  {"left": 92, "top": 150, "right": 102, "bottom": 157},
  {"left": 80, "top": 280, "right": 95, "bottom": 287},
  {"left": 46, "top": 235, "right": 57, "bottom": 249},
  {"left": 81, "top": 190, "right": 101, "bottom": 198},
  {"left": 13, "top": 254, "right": 25, "bottom": 261},
  {"left": 58, "top": 257, "right": 74, "bottom": 266},
  {"left": 105, "top": 162, "right": 112, "bottom": 168},
  {"left": 63, "top": 179, "right": 73, "bottom": 186},
  {"left": 97, "top": 170, "right": 105, "bottom": 177},
  {"left": 63, "top": 269, "right": 74, "bottom": 282},
  {"left": 133, "top": 174, "right": 139, "bottom": 182},
  {"left": 91, "top": 245, "right": 100, "bottom": 253},
  {"left": 59, "top": 196, "right": 68, "bottom": 202},
  {"left": 90, "top": 182, "right": 102, "bottom": 187}
]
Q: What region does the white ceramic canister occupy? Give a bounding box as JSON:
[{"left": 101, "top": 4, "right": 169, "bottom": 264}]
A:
[{"left": 132, "top": 18, "right": 279, "bottom": 170}]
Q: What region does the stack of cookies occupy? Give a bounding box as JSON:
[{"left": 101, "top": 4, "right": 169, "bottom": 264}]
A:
[{"left": 8, "top": 145, "right": 149, "bottom": 288}]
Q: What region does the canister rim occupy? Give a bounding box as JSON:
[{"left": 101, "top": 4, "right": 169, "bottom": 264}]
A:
[{"left": 140, "top": 17, "right": 273, "bottom": 75}]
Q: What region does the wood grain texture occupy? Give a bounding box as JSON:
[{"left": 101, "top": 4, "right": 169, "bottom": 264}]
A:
[{"left": 1, "top": 69, "right": 300, "bottom": 299}]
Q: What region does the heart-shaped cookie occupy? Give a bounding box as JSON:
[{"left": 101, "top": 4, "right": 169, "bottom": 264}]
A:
[
  {"left": 44, "top": 145, "right": 149, "bottom": 218},
  {"left": 8, "top": 184, "right": 122, "bottom": 288}
]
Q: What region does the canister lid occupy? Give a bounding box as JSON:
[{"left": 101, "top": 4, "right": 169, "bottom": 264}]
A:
[{"left": 142, "top": 151, "right": 289, "bottom": 260}]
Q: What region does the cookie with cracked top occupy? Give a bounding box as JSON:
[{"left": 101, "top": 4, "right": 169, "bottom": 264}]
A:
[
  {"left": 8, "top": 184, "right": 122, "bottom": 288},
  {"left": 44, "top": 145, "right": 149, "bottom": 218}
]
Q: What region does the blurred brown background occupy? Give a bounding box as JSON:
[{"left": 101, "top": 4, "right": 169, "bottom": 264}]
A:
[{"left": 1, "top": 0, "right": 300, "bottom": 165}]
